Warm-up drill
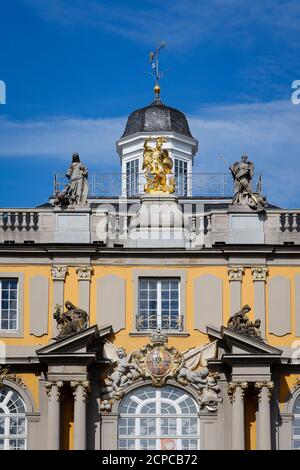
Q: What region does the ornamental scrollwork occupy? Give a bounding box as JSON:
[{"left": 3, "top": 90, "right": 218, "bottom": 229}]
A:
[
  {"left": 0, "top": 366, "right": 26, "bottom": 390},
  {"left": 101, "top": 332, "right": 221, "bottom": 412}
]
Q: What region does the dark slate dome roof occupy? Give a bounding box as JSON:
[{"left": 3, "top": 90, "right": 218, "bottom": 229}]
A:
[{"left": 121, "top": 99, "right": 194, "bottom": 138}]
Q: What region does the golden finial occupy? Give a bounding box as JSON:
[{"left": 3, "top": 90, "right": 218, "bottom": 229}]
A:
[{"left": 147, "top": 40, "right": 166, "bottom": 100}]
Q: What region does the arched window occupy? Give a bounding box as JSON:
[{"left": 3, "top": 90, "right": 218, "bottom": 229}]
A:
[
  {"left": 118, "top": 385, "right": 199, "bottom": 450},
  {"left": 0, "top": 385, "right": 27, "bottom": 450},
  {"left": 292, "top": 393, "right": 300, "bottom": 450}
]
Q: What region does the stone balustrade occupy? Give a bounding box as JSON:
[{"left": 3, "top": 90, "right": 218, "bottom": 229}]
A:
[{"left": 1, "top": 205, "right": 300, "bottom": 247}]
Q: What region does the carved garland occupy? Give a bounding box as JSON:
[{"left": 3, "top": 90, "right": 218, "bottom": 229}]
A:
[{"left": 0, "top": 366, "right": 26, "bottom": 390}]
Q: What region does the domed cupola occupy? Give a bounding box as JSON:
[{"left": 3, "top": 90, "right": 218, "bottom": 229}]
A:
[
  {"left": 116, "top": 86, "right": 198, "bottom": 197},
  {"left": 122, "top": 98, "right": 194, "bottom": 139}
]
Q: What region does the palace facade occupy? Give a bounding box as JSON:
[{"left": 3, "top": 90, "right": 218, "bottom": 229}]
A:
[{"left": 0, "top": 90, "right": 300, "bottom": 451}]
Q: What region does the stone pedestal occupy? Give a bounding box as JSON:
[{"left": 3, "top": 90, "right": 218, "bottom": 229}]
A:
[
  {"left": 228, "top": 207, "right": 265, "bottom": 244},
  {"left": 54, "top": 208, "right": 90, "bottom": 243},
  {"left": 128, "top": 195, "right": 188, "bottom": 248}
]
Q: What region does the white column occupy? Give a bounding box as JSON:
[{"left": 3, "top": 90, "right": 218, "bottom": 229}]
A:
[
  {"left": 51, "top": 265, "right": 69, "bottom": 337},
  {"left": 229, "top": 382, "right": 248, "bottom": 450},
  {"left": 76, "top": 265, "right": 93, "bottom": 317},
  {"left": 45, "top": 381, "right": 63, "bottom": 450},
  {"left": 228, "top": 266, "right": 244, "bottom": 315},
  {"left": 255, "top": 381, "right": 274, "bottom": 450},
  {"left": 71, "top": 381, "right": 90, "bottom": 450},
  {"left": 252, "top": 266, "right": 268, "bottom": 339}
]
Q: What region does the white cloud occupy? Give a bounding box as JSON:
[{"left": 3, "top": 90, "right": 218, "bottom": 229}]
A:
[
  {"left": 1, "top": 99, "right": 300, "bottom": 207},
  {"left": 0, "top": 116, "right": 125, "bottom": 167}
]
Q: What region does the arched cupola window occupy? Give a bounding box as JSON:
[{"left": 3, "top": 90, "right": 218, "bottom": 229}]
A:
[
  {"left": 118, "top": 385, "right": 199, "bottom": 450},
  {"left": 0, "top": 385, "right": 27, "bottom": 450}
]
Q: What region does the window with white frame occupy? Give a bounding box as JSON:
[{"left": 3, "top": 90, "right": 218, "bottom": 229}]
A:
[
  {"left": 126, "top": 159, "right": 139, "bottom": 196},
  {"left": 0, "top": 279, "right": 18, "bottom": 331},
  {"left": 174, "top": 159, "right": 188, "bottom": 196},
  {"left": 292, "top": 393, "right": 300, "bottom": 449},
  {"left": 118, "top": 385, "right": 200, "bottom": 450},
  {"left": 0, "top": 386, "right": 27, "bottom": 450},
  {"left": 137, "top": 278, "right": 181, "bottom": 331}
]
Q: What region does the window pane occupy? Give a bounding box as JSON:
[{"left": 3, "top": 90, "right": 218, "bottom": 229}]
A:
[{"left": 0, "top": 279, "right": 18, "bottom": 331}]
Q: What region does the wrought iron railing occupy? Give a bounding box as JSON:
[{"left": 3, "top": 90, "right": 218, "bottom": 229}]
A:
[{"left": 53, "top": 172, "right": 251, "bottom": 198}]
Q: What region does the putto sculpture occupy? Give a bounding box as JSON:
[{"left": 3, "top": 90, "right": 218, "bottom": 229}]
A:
[
  {"left": 102, "top": 332, "right": 221, "bottom": 411},
  {"left": 54, "top": 153, "right": 89, "bottom": 207},
  {"left": 227, "top": 304, "right": 262, "bottom": 341},
  {"left": 142, "top": 137, "right": 175, "bottom": 194},
  {"left": 53, "top": 301, "right": 89, "bottom": 340},
  {"left": 230, "top": 154, "right": 267, "bottom": 211}
]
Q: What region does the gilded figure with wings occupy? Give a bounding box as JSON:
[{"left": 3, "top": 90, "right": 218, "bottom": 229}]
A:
[{"left": 142, "top": 137, "right": 175, "bottom": 194}]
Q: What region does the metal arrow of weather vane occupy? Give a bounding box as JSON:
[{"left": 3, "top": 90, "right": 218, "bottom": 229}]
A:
[{"left": 146, "top": 40, "right": 166, "bottom": 99}]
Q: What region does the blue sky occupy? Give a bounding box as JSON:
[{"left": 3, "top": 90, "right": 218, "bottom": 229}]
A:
[{"left": 0, "top": 0, "right": 300, "bottom": 207}]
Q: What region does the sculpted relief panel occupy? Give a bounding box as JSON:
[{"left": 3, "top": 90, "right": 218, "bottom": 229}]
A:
[{"left": 101, "top": 332, "right": 221, "bottom": 413}]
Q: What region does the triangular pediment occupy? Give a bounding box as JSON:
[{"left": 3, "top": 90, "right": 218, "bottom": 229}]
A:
[
  {"left": 36, "top": 324, "right": 112, "bottom": 357},
  {"left": 207, "top": 324, "right": 282, "bottom": 357}
]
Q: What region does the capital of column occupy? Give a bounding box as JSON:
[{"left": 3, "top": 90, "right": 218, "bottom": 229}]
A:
[
  {"left": 44, "top": 380, "right": 63, "bottom": 400},
  {"left": 70, "top": 380, "right": 91, "bottom": 402},
  {"left": 252, "top": 266, "right": 268, "bottom": 282},
  {"left": 255, "top": 381, "right": 274, "bottom": 401},
  {"left": 51, "top": 265, "right": 69, "bottom": 281},
  {"left": 228, "top": 266, "right": 244, "bottom": 281},
  {"left": 228, "top": 381, "right": 248, "bottom": 402},
  {"left": 76, "top": 265, "right": 94, "bottom": 281}
]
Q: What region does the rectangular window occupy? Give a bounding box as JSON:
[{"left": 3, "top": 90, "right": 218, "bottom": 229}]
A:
[
  {"left": 175, "top": 159, "right": 188, "bottom": 196},
  {"left": 137, "top": 278, "right": 181, "bottom": 331},
  {"left": 0, "top": 279, "right": 18, "bottom": 331},
  {"left": 126, "top": 159, "right": 139, "bottom": 196}
]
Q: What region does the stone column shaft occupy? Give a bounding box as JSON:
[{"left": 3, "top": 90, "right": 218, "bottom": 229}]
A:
[
  {"left": 252, "top": 266, "right": 268, "bottom": 339},
  {"left": 71, "top": 381, "right": 90, "bottom": 450},
  {"left": 228, "top": 266, "right": 244, "bottom": 315},
  {"left": 256, "top": 381, "right": 273, "bottom": 450},
  {"left": 46, "top": 381, "right": 63, "bottom": 450},
  {"left": 51, "top": 265, "right": 68, "bottom": 337},
  {"left": 229, "top": 382, "right": 248, "bottom": 450}
]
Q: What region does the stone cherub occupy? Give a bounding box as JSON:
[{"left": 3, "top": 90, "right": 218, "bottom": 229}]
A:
[
  {"left": 227, "top": 304, "right": 262, "bottom": 340},
  {"left": 142, "top": 137, "right": 175, "bottom": 194},
  {"left": 54, "top": 153, "right": 89, "bottom": 207},
  {"left": 230, "top": 154, "right": 267, "bottom": 211},
  {"left": 53, "top": 301, "right": 89, "bottom": 340},
  {"left": 105, "top": 347, "right": 141, "bottom": 399}
]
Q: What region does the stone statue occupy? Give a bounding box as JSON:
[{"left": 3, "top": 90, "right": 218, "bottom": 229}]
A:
[
  {"left": 142, "top": 137, "right": 175, "bottom": 194},
  {"left": 53, "top": 301, "right": 89, "bottom": 340},
  {"left": 227, "top": 304, "right": 263, "bottom": 340},
  {"left": 105, "top": 347, "right": 141, "bottom": 399},
  {"left": 230, "top": 154, "right": 267, "bottom": 211},
  {"left": 54, "top": 153, "right": 89, "bottom": 207}
]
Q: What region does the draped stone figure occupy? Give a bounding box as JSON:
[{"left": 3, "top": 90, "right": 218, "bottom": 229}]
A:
[
  {"left": 53, "top": 301, "right": 89, "bottom": 340},
  {"left": 230, "top": 154, "right": 267, "bottom": 211},
  {"left": 54, "top": 153, "right": 89, "bottom": 207}
]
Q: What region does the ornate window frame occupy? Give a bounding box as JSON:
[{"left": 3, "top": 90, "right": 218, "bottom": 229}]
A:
[
  {"left": 0, "top": 273, "right": 24, "bottom": 338},
  {"left": 131, "top": 269, "right": 187, "bottom": 336},
  {"left": 280, "top": 383, "right": 300, "bottom": 450},
  {"left": 101, "top": 380, "right": 219, "bottom": 451}
]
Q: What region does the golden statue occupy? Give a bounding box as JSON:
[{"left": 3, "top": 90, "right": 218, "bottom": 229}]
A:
[{"left": 142, "top": 137, "right": 175, "bottom": 194}]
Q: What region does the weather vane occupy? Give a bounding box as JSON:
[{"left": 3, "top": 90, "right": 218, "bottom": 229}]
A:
[{"left": 147, "top": 40, "right": 166, "bottom": 100}]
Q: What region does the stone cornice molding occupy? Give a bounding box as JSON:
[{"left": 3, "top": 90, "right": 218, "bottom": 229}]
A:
[
  {"left": 51, "top": 265, "right": 69, "bottom": 281},
  {"left": 228, "top": 266, "right": 245, "bottom": 282},
  {"left": 252, "top": 266, "right": 269, "bottom": 282}
]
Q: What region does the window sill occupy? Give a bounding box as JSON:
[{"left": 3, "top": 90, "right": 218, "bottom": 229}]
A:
[
  {"left": 0, "top": 330, "right": 23, "bottom": 338},
  {"left": 129, "top": 331, "right": 190, "bottom": 337}
]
